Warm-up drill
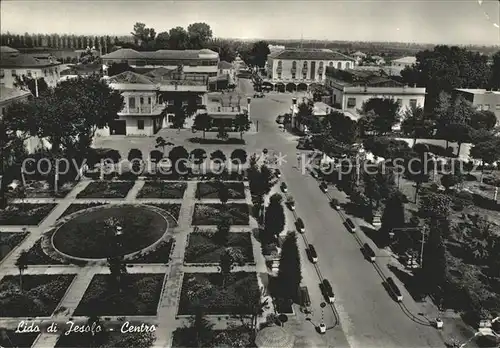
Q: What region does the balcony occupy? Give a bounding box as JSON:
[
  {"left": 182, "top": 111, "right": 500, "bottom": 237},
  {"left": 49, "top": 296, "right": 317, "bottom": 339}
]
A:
[{"left": 119, "top": 104, "right": 166, "bottom": 116}]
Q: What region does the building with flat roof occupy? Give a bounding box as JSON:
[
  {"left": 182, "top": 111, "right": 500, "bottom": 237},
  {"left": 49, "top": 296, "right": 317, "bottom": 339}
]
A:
[
  {"left": 101, "top": 48, "right": 219, "bottom": 78},
  {"left": 325, "top": 67, "right": 426, "bottom": 122},
  {"left": 265, "top": 49, "right": 355, "bottom": 92},
  {"left": 454, "top": 88, "right": 500, "bottom": 122},
  {"left": 97, "top": 68, "right": 209, "bottom": 137},
  {"left": 0, "top": 46, "right": 63, "bottom": 88}
]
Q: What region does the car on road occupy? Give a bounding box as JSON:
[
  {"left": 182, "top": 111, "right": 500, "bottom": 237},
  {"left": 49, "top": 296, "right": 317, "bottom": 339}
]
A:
[
  {"left": 299, "top": 286, "right": 312, "bottom": 314},
  {"left": 254, "top": 92, "right": 264, "bottom": 98},
  {"left": 345, "top": 218, "right": 356, "bottom": 232},
  {"left": 280, "top": 182, "right": 288, "bottom": 193},
  {"left": 276, "top": 115, "right": 284, "bottom": 124},
  {"left": 318, "top": 323, "right": 327, "bottom": 334},
  {"left": 320, "top": 182, "right": 328, "bottom": 192},
  {"left": 322, "top": 279, "right": 335, "bottom": 303},
  {"left": 296, "top": 218, "right": 305, "bottom": 233},
  {"left": 363, "top": 243, "right": 376, "bottom": 262},
  {"left": 308, "top": 244, "right": 318, "bottom": 263},
  {"left": 275, "top": 169, "right": 281, "bottom": 178},
  {"left": 386, "top": 277, "right": 403, "bottom": 302},
  {"left": 330, "top": 198, "right": 340, "bottom": 210}
]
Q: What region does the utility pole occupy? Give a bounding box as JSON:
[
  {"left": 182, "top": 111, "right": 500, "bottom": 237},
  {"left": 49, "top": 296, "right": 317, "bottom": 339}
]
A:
[{"left": 419, "top": 224, "right": 426, "bottom": 268}]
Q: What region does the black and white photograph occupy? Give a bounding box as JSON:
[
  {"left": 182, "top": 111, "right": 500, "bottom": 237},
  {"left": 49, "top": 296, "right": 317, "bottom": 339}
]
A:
[{"left": 0, "top": 0, "right": 499, "bottom": 347}]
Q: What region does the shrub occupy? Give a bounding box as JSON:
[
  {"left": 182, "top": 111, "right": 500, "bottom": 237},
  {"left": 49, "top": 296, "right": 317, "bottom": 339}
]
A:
[{"left": 149, "top": 150, "right": 163, "bottom": 163}]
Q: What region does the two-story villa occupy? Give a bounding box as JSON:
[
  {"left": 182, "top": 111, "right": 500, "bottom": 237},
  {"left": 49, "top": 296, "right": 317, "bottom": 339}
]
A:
[
  {"left": 101, "top": 48, "right": 219, "bottom": 78},
  {"left": 454, "top": 88, "right": 500, "bottom": 123},
  {"left": 98, "top": 68, "right": 208, "bottom": 136},
  {"left": 325, "top": 67, "right": 426, "bottom": 121},
  {"left": 265, "top": 49, "right": 355, "bottom": 92},
  {"left": 0, "top": 46, "right": 63, "bottom": 89}
]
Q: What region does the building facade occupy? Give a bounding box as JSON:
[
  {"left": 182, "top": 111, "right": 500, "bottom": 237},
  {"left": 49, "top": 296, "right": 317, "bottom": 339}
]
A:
[
  {"left": 101, "top": 48, "right": 219, "bottom": 78},
  {"left": 266, "top": 49, "right": 355, "bottom": 91},
  {"left": 96, "top": 69, "right": 208, "bottom": 137},
  {"left": 325, "top": 67, "right": 426, "bottom": 121},
  {"left": 0, "top": 46, "right": 63, "bottom": 88},
  {"left": 454, "top": 88, "right": 500, "bottom": 122}
]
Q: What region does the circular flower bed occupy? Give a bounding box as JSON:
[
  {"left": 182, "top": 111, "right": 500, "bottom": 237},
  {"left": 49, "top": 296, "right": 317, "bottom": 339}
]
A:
[{"left": 52, "top": 205, "right": 168, "bottom": 259}]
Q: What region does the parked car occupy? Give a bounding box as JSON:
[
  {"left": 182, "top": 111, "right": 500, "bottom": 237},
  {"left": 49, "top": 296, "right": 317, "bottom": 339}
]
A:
[
  {"left": 363, "top": 243, "right": 376, "bottom": 262},
  {"left": 275, "top": 169, "right": 281, "bottom": 178},
  {"left": 330, "top": 198, "right": 340, "bottom": 210},
  {"left": 280, "top": 182, "right": 288, "bottom": 193},
  {"left": 320, "top": 182, "right": 328, "bottom": 192},
  {"left": 318, "top": 322, "right": 327, "bottom": 334},
  {"left": 386, "top": 277, "right": 403, "bottom": 301},
  {"left": 345, "top": 218, "right": 356, "bottom": 232},
  {"left": 276, "top": 116, "right": 284, "bottom": 124},
  {"left": 322, "top": 279, "right": 335, "bottom": 303},
  {"left": 254, "top": 92, "right": 264, "bottom": 98},
  {"left": 299, "top": 286, "right": 312, "bottom": 313},
  {"left": 309, "top": 244, "right": 318, "bottom": 263},
  {"left": 296, "top": 218, "right": 305, "bottom": 233}
]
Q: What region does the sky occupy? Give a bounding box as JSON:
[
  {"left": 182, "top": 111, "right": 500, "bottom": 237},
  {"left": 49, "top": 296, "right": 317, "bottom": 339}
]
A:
[{"left": 1, "top": 0, "right": 499, "bottom": 45}]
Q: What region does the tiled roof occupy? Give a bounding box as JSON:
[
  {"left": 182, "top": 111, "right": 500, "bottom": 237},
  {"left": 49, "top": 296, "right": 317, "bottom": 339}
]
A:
[
  {"left": 269, "top": 49, "right": 355, "bottom": 61},
  {"left": 0, "top": 46, "right": 19, "bottom": 54},
  {"left": 0, "top": 86, "right": 32, "bottom": 103},
  {"left": 142, "top": 67, "right": 177, "bottom": 78},
  {"left": 218, "top": 61, "right": 233, "bottom": 69},
  {"left": 0, "top": 54, "right": 61, "bottom": 68},
  {"left": 107, "top": 71, "right": 155, "bottom": 84},
  {"left": 102, "top": 48, "right": 218, "bottom": 60},
  {"left": 60, "top": 63, "right": 101, "bottom": 76}
]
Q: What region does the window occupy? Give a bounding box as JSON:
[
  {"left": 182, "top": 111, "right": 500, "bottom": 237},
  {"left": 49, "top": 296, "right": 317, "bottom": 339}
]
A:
[
  {"left": 345, "top": 62, "right": 350, "bottom": 69},
  {"left": 167, "top": 100, "right": 174, "bottom": 106},
  {"left": 291, "top": 73, "right": 296, "bottom": 79},
  {"left": 137, "top": 120, "right": 145, "bottom": 130},
  {"left": 347, "top": 98, "right": 356, "bottom": 108},
  {"left": 129, "top": 97, "right": 136, "bottom": 108},
  {"left": 140, "top": 97, "right": 144, "bottom": 105},
  {"left": 277, "top": 60, "right": 282, "bottom": 69},
  {"left": 292, "top": 61, "right": 297, "bottom": 70},
  {"left": 0, "top": 69, "right": 4, "bottom": 78},
  {"left": 11, "top": 69, "right": 16, "bottom": 76},
  {"left": 27, "top": 70, "right": 32, "bottom": 77},
  {"left": 496, "top": 104, "right": 500, "bottom": 110},
  {"left": 147, "top": 97, "right": 152, "bottom": 104},
  {"left": 329, "top": 62, "right": 333, "bottom": 67},
  {"left": 409, "top": 99, "right": 417, "bottom": 109},
  {"left": 483, "top": 104, "right": 490, "bottom": 111},
  {"left": 277, "top": 73, "right": 282, "bottom": 79},
  {"left": 337, "top": 62, "right": 342, "bottom": 69},
  {"left": 397, "top": 98, "right": 402, "bottom": 105}
]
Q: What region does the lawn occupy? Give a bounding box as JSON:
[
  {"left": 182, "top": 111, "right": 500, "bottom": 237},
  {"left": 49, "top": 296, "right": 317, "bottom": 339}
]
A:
[
  {"left": 184, "top": 232, "right": 254, "bottom": 264},
  {"left": 137, "top": 181, "right": 187, "bottom": 199},
  {"left": 172, "top": 326, "right": 254, "bottom": 348},
  {"left": 0, "top": 274, "right": 75, "bottom": 317},
  {"left": 25, "top": 238, "right": 68, "bottom": 265},
  {"left": 52, "top": 206, "right": 168, "bottom": 259},
  {"left": 0, "top": 204, "right": 57, "bottom": 225},
  {"left": 0, "top": 330, "right": 39, "bottom": 348},
  {"left": 130, "top": 238, "right": 174, "bottom": 263},
  {"left": 178, "top": 272, "right": 259, "bottom": 315},
  {"left": 192, "top": 204, "right": 249, "bottom": 225},
  {"left": 58, "top": 202, "right": 107, "bottom": 219},
  {"left": 145, "top": 203, "right": 181, "bottom": 221},
  {"left": 24, "top": 180, "right": 76, "bottom": 199},
  {"left": 0, "top": 232, "right": 29, "bottom": 262},
  {"left": 196, "top": 182, "right": 246, "bottom": 199},
  {"left": 74, "top": 274, "right": 165, "bottom": 316},
  {"left": 76, "top": 181, "right": 135, "bottom": 198}
]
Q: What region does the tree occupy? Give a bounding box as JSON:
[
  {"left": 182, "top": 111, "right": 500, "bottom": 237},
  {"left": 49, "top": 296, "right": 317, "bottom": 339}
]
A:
[
  {"left": 440, "top": 173, "right": 462, "bottom": 191},
  {"left": 214, "top": 212, "right": 231, "bottom": 244},
  {"left": 362, "top": 170, "right": 396, "bottom": 211},
  {"left": 189, "top": 307, "right": 214, "bottom": 347},
  {"left": 13, "top": 75, "right": 49, "bottom": 97},
  {"left": 470, "top": 110, "right": 497, "bottom": 132},
  {"left": 131, "top": 22, "right": 156, "bottom": 49},
  {"left": 149, "top": 149, "right": 163, "bottom": 163},
  {"left": 217, "top": 181, "right": 230, "bottom": 205},
  {"left": 359, "top": 97, "right": 400, "bottom": 135},
  {"left": 128, "top": 148, "right": 143, "bottom": 173},
  {"left": 233, "top": 113, "right": 251, "bottom": 139},
  {"left": 295, "top": 99, "right": 320, "bottom": 132},
  {"left": 216, "top": 124, "right": 229, "bottom": 141},
  {"left": 189, "top": 148, "right": 207, "bottom": 173},
  {"left": 322, "top": 110, "right": 358, "bottom": 146},
  {"left": 187, "top": 22, "right": 213, "bottom": 49},
  {"left": 249, "top": 40, "right": 270, "bottom": 68},
  {"left": 419, "top": 193, "right": 452, "bottom": 221},
  {"left": 169, "top": 146, "right": 189, "bottom": 177},
  {"left": 154, "top": 31, "right": 170, "bottom": 49},
  {"left": 15, "top": 251, "right": 29, "bottom": 291},
  {"left": 107, "top": 62, "right": 134, "bottom": 77},
  {"left": 230, "top": 149, "right": 247, "bottom": 173},
  {"left": 490, "top": 50, "right": 500, "bottom": 90},
  {"left": 421, "top": 219, "right": 448, "bottom": 298},
  {"left": 264, "top": 193, "right": 285, "bottom": 241},
  {"left": 155, "top": 136, "right": 168, "bottom": 154},
  {"left": 172, "top": 95, "right": 200, "bottom": 130},
  {"left": 401, "top": 105, "right": 434, "bottom": 144},
  {"left": 469, "top": 137, "right": 500, "bottom": 179},
  {"left": 381, "top": 192, "right": 406, "bottom": 243},
  {"left": 107, "top": 256, "right": 127, "bottom": 292},
  {"left": 219, "top": 248, "right": 235, "bottom": 287},
  {"left": 168, "top": 27, "right": 189, "bottom": 50},
  {"left": 210, "top": 149, "right": 226, "bottom": 172},
  {"left": 193, "top": 113, "right": 212, "bottom": 139},
  {"left": 277, "top": 232, "right": 302, "bottom": 301}
]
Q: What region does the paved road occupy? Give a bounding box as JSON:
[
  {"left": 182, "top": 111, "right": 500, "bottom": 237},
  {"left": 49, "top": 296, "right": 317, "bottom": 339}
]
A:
[{"left": 239, "top": 79, "right": 445, "bottom": 348}]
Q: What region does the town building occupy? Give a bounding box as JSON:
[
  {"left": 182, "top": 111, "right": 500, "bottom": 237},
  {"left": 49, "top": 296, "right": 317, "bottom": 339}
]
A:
[
  {"left": 324, "top": 67, "right": 426, "bottom": 121},
  {"left": 98, "top": 68, "right": 209, "bottom": 136},
  {"left": 264, "top": 49, "right": 355, "bottom": 92},
  {"left": 352, "top": 51, "right": 367, "bottom": 64},
  {"left": 0, "top": 46, "right": 63, "bottom": 88},
  {"left": 454, "top": 88, "right": 500, "bottom": 121},
  {"left": 59, "top": 62, "right": 102, "bottom": 82},
  {"left": 389, "top": 56, "right": 416, "bottom": 76},
  {"left": 204, "top": 92, "right": 250, "bottom": 128},
  {"left": 208, "top": 60, "right": 236, "bottom": 91},
  {"left": 101, "top": 48, "right": 219, "bottom": 78}
]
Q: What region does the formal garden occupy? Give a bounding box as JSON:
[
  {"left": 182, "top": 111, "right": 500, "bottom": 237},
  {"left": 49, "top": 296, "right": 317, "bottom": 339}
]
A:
[
  {"left": 196, "top": 181, "right": 246, "bottom": 199},
  {"left": 76, "top": 181, "right": 135, "bottom": 198},
  {"left": 0, "top": 204, "right": 57, "bottom": 225},
  {"left": 137, "top": 181, "right": 187, "bottom": 199},
  {"left": 184, "top": 232, "right": 254, "bottom": 264},
  {"left": 192, "top": 204, "right": 249, "bottom": 225},
  {"left": 0, "top": 231, "right": 29, "bottom": 262}
]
